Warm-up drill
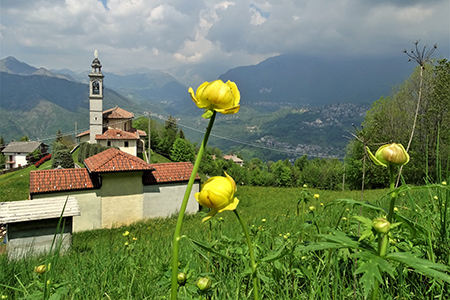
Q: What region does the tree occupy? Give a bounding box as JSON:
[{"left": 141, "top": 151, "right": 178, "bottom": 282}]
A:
[
  {"left": 0, "top": 136, "right": 4, "bottom": 146},
  {"left": 348, "top": 58, "right": 450, "bottom": 185},
  {"left": 20, "top": 136, "right": 29, "bottom": 142},
  {"left": 170, "top": 138, "right": 195, "bottom": 162},
  {"left": 51, "top": 150, "right": 74, "bottom": 169},
  {"left": 158, "top": 115, "right": 179, "bottom": 155}
]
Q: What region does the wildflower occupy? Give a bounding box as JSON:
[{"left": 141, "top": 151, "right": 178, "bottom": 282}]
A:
[
  {"left": 197, "top": 277, "right": 212, "bottom": 291},
  {"left": 34, "top": 265, "right": 46, "bottom": 274},
  {"left": 283, "top": 235, "right": 288, "bottom": 239},
  {"left": 314, "top": 194, "right": 320, "bottom": 199},
  {"left": 123, "top": 231, "right": 130, "bottom": 237},
  {"left": 195, "top": 172, "right": 239, "bottom": 222},
  {"left": 372, "top": 218, "right": 391, "bottom": 234},
  {"left": 301, "top": 256, "right": 306, "bottom": 260},
  {"left": 262, "top": 219, "right": 266, "bottom": 222},
  {"left": 133, "top": 237, "right": 137, "bottom": 241},
  {"left": 367, "top": 143, "right": 409, "bottom": 167},
  {"left": 189, "top": 80, "right": 240, "bottom": 118},
  {"left": 442, "top": 181, "right": 447, "bottom": 185},
  {"left": 346, "top": 208, "right": 350, "bottom": 212},
  {"left": 1, "top": 295, "right": 8, "bottom": 299},
  {"left": 320, "top": 203, "right": 324, "bottom": 206},
  {"left": 303, "top": 184, "right": 307, "bottom": 188},
  {"left": 177, "top": 272, "right": 187, "bottom": 284},
  {"left": 434, "top": 196, "right": 438, "bottom": 200},
  {"left": 394, "top": 207, "right": 399, "bottom": 212},
  {"left": 279, "top": 234, "right": 282, "bottom": 237},
  {"left": 309, "top": 206, "right": 316, "bottom": 211},
  {"left": 124, "top": 242, "right": 129, "bottom": 246},
  {"left": 341, "top": 217, "right": 347, "bottom": 221}
]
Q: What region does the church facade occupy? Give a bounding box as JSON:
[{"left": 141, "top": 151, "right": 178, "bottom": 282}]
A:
[{"left": 77, "top": 51, "right": 146, "bottom": 157}]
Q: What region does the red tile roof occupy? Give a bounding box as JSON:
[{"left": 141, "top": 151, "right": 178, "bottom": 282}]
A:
[
  {"left": 84, "top": 148, "right": 154, "bottom": 173},
  {"left": 143, "top": 162, "right": 200, "bottom": 184},
  {"left": 76, "top": 130, "right": 90, "bottom": 138},
  {"left": 30, "top": 168, "right": 98, "bottom": 194},
  {"left": 103, "top": 106, "right": 134, "bottom": 119},
  {"left": 95, "top": 128, "right": 139, "bottom": 140}
]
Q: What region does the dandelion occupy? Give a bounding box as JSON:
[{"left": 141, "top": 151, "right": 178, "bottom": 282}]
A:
[
  {"left": 123, "top": 231, "right": 130, "bottom": 237},
  {"left": 314, "top": 194, "right": 320, "bottom": 199}
]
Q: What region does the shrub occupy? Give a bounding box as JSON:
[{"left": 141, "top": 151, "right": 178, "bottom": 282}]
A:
[{"left": 34, "top": 154, "right": 52, "bottom": 168}]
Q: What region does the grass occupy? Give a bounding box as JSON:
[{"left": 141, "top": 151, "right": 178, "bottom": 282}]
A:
[{"left": 1, "top": 186, "right": 402, "bottom": 299}]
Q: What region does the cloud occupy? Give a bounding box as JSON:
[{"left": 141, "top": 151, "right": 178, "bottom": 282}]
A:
[{"left": 0, "top": 0, "right": 448, "bottom": 79}]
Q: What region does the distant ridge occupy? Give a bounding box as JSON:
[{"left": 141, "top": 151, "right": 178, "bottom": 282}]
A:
[
  {"left": 219, "top": 53, "right": 415, "bottom": 112},
  {"left": 1, "top": 56, "right": 76, "bottom": 81}
]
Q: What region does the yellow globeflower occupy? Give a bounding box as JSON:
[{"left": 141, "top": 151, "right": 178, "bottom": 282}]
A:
[
  {"left": 314, "top": 194, "right": 320, "bottom": 199},
  {"left": 195, "top": 172, "right": 239, "bottom": 222},
  {"left": 123, "top": 231, "right": 130, "bottom": 237},
  {"left": 189, "top": 80, "right": 240, "bottom": 118}
]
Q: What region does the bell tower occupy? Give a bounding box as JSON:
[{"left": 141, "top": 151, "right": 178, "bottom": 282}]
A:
[{"left": 89, "top": 50, "right": 104, "bottom": 144}]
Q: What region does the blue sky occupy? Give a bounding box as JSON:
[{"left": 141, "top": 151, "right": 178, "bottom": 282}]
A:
[{"left": 1, "top": 0, "right": 449, "bottom": 82}]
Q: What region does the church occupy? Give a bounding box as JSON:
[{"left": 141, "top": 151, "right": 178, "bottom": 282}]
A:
[{"left": 77, "top": 51, "right": 146, "bottom": 157}]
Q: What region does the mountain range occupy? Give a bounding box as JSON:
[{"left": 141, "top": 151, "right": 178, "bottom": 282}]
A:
[{"left": 0, "top": 54, "right": 416, "bottom": 161}]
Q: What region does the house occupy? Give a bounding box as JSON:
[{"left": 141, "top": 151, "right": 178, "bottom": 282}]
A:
[
  {"left": 223, "top": 154, "right": 244, "bottom": 167},
  {"left": 0, "top": 197, "right": 80, "bottom": 259},
  {"left": 2, "top": 141, "right": 48, "bottom": 170},
  {"left": 76, "top": 51, "right": 146, "bottom": 157},
  {"left": 29, "top": 148, "right": 200, "bottom": 232}
]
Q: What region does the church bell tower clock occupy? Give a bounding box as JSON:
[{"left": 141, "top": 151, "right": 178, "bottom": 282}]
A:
[{"left": 89, "top": 50, "right": 104, "bottom": 144}]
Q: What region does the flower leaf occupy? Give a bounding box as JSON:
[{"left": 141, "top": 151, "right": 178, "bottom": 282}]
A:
[{"left": 385, "top": 252, "right": 450, "bottom": 283}]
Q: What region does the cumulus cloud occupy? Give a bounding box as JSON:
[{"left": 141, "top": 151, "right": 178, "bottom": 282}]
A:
[{"left": 0, "top": 0, "right": 448, "bottom": 78}]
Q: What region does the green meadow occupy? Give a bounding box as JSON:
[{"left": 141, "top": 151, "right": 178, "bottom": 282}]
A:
[{"left": 1, "top": 184, "right": 449, "bottom": 299}]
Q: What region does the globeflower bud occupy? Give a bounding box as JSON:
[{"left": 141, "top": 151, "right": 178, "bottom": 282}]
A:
[
  {"left": 35, "top": 265, "right": 46, "bottom": 274},
  {"left": 196, "top": 277, "right": 212, "bottom": 291},
  {"left": 372, "top": 218, "right": 391, "bottom": 234},
  {"left": 367, "top": 143, "right": 409, "bottom": 167},
  {"left": 177, "top": 272, "right": 187, "bottom": 284}
]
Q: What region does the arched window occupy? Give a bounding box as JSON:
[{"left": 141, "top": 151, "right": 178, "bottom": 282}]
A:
[{"left": 92, "top": 81, "right": 100, "bottom": 95}]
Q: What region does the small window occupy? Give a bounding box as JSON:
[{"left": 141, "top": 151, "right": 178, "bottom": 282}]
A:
[
  {"left": 124, "top": 141, "right": 129, "bottom": 147},
  {"left": 107, "top": 141, "right": 111, "bottom": 147}
]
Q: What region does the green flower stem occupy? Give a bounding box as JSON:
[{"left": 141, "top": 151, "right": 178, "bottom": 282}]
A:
[
  {"left": 373, "top": 165, "right": 397, "bottom": 300},
  {"left": 387, "top": 164, "right": 397, "bottom": 223},
  {"left": 234, "top": 209, "right": 259, "bottom": 300},
  {"left": 171, "top": 111, "right": 217, "bottom": 300},
  {"left": 372, "top": 234, "right": 389, "bottom": 300}
]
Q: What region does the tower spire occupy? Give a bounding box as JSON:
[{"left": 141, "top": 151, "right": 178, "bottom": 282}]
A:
[{"left": 88, "top": 51, "right": 105, "bottom": 144}]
